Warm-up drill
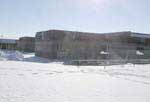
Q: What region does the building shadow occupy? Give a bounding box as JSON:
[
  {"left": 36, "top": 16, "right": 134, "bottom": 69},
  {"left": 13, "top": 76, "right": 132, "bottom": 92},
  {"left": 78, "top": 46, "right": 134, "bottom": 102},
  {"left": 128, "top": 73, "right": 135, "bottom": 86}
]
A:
[
  {"left": 23, "top": 56, "right": 51, "bottom": 63},
  {"left": 22, "top": 53, "right": 65, "bottom": 64}
]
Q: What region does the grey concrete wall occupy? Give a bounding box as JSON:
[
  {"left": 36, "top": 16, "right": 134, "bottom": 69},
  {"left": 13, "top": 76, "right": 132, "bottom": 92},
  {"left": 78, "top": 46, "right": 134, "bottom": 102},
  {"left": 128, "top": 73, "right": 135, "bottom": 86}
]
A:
[
  {"left": 35, "top": 30, "right": 150, "bottom": 60},
  {"left": 17, "top": 37, "right": 35, "bottom": 52},
  {"left": 35, "top": 30, "right": 107, "bottom": 59}
]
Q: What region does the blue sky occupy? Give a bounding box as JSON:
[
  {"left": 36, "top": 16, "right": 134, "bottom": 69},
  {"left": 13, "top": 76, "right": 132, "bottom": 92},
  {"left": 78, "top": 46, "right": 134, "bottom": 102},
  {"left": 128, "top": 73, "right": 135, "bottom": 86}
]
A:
[{"left": 0, "top": 0, "right": 150, "bottom": 38}]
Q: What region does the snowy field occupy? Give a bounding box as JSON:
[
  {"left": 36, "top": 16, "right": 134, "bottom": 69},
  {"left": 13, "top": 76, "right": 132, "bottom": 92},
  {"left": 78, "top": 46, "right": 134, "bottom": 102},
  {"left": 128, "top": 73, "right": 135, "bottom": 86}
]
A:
[{"left": 0, "top": 51, "right": 150, "bottom": 102}]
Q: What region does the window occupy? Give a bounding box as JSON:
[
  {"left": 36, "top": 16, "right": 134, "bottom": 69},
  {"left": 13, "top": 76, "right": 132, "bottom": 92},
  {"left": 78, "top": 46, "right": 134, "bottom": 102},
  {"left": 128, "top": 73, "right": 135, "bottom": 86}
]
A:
[{"left": 137, "top": 47, "right": 144, "bottom": 51}]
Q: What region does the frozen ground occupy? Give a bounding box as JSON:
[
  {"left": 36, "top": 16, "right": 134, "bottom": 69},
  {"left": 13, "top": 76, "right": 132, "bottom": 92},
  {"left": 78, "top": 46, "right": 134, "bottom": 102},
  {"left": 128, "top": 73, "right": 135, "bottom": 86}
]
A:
[{"left": 0, "top": 51, "right": 150, "bottom": 102}]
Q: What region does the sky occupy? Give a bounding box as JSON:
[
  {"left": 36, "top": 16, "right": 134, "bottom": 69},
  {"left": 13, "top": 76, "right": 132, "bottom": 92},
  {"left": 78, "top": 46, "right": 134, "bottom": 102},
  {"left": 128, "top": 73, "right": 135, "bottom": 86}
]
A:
[{"left": 0, "top": 0, "right": 150, "bottom": 38}]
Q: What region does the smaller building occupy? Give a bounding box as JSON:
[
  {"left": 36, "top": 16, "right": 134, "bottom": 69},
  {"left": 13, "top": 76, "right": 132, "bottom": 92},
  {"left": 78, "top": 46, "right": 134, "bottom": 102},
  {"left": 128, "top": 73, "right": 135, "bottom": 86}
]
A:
[
  {"left": 0, "top": 39, "right": 17, "bottom": 50},
  {"left": 17, "top": 37, "right": 35, "bottom": 52}
]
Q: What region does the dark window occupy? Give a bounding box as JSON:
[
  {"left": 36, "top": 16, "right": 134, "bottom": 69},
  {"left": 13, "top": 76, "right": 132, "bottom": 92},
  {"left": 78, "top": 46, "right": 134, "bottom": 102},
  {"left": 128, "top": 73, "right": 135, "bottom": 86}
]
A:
[
  {"left": 36, "top": 34, "right": 42, "bottom": 40},
  {"left": 137, "top": 47, "right": 144, "bottom": 51}
]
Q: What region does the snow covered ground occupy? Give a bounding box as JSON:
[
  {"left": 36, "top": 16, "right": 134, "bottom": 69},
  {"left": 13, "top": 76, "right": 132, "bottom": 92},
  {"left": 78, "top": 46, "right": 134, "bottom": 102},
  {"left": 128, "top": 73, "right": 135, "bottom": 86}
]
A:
[{"left": 0, "top": 51, "right": 150, "bottom": 102}]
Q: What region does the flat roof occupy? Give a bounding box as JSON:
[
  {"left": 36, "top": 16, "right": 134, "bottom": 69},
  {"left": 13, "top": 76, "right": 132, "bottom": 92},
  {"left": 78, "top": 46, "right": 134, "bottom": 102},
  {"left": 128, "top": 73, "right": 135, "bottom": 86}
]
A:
[
  {"left": 37, "top": 29, "right": 150, "bottom": 39},
  {"left": 131, "top": 33, "right": 150, "bottom": 38},
  {"left": 0, "top": 39, "right": 16, "bottom": 44}
]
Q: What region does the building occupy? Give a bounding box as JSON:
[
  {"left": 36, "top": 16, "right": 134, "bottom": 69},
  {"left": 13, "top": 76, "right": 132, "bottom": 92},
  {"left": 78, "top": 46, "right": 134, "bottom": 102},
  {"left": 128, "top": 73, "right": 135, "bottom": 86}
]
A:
[
  {"left": 35, "top": 30, "right": 150, "bottom": 61},
  {"left": 0, "top": 39, "right": 17, "bottom": 50},
  {"left": 17, "top": 37, "right": 35, "bottom": 52}
]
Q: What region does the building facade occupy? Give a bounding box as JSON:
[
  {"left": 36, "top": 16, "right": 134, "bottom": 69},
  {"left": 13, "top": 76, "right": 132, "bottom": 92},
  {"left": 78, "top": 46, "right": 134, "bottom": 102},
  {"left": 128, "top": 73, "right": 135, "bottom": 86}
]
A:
[
  {"left": 35, "top": 30, "right": 150, "bottom": 60},
  {"left": 0, "top": 39, "right": 17, "bottom": 50},
  {"left": 17, "top": 37, "right": 35, "bottom": 52}
]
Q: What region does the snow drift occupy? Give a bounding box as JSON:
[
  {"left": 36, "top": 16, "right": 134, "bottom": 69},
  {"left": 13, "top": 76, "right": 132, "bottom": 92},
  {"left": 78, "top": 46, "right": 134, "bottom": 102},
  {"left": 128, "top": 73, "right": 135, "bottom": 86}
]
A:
[
  {"left": 0, "top": 50, "right": 24, "bottom": 61},
  {"left": 0, "top": 51, "right": 150, "bottom": 102}
]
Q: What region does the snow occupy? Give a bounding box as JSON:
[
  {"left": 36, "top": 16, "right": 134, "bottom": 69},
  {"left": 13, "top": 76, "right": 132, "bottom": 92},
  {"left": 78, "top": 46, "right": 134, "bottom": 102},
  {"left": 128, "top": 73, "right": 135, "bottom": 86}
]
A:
[
  {"left": 136, "top": 50, "right": 144, "bottom": 55},
  {"left": 0, "top": 50, "right": 24, "bottom": 61},
  {"left": 0, "top": 51, "right": 150, "bottom": 102},
  {"left": 100, "top": 51, "right": 109, "bottom": 55}
]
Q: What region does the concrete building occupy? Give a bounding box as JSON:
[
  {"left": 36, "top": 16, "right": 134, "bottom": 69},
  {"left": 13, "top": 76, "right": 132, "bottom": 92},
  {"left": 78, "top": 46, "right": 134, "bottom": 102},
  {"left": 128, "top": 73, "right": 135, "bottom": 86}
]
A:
[
  {"left": 35, "top": 30, "right": 150, "bottom": 61},
  {"left": 0, "top": 39, "right": 17, "bottom": 50},
  {"left": 17, "top": 37, "right": 35, "bottom": 52}
]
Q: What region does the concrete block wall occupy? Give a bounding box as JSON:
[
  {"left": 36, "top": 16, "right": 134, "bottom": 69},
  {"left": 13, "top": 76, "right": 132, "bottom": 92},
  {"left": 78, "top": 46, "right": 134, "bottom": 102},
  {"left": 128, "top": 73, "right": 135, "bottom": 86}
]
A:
[
  {"left": 35, "top": 30, "right": 150, "bottom": 60},
  {"left": 35, "top": 30, "right": 109, "bottom": 60},
  {"left": 17, "top": 37, "right": 35, "bottom": 52}
]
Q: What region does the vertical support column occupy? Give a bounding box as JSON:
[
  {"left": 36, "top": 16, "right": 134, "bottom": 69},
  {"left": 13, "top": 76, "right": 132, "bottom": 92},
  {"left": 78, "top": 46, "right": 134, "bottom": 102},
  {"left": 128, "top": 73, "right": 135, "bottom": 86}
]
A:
[{"left": 0, "top": 44, "right": 1, "bottom": 49}]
